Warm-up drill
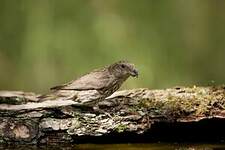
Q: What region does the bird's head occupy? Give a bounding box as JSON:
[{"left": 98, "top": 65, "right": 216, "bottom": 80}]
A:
[{"left": 109, "top": 61, "right": 138, "bottom": 78}]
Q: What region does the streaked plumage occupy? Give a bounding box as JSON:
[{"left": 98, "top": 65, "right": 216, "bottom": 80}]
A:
[
  {"left": 40, "top": 61, "right": 138, "bottom": 105},
  {"left": 51, "top": 61, "right": 138, "bottom": 97}
]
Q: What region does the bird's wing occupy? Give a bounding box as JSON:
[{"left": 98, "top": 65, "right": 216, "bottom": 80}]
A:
[{"left": 51, "top": 70, "right": 112, "bottom": 90}]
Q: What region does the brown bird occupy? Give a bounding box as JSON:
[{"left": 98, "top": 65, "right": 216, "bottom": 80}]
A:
[
  {"left": 51, "top": 60, "right": 138, "bottom": 99},
  {"left": 38, "top": 60, "right": 138, "bottom": 109}
]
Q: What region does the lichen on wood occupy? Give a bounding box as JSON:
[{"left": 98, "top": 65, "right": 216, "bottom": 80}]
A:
[{"left": 0, "top": 86, "right": 225, "bottom": 144}]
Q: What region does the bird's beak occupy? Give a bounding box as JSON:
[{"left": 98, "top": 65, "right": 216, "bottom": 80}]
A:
[{"left": 130, "top": 69, "right": 139, "bottom": 77}]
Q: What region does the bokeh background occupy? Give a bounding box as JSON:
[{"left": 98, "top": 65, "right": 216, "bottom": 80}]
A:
[{"left": 0, "top": 0, "right": 225, "bottom": 93}]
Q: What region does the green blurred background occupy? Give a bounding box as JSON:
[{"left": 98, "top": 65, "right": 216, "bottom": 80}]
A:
[{"left": 0, "top": 0, "right": 225, "bottom": 93}]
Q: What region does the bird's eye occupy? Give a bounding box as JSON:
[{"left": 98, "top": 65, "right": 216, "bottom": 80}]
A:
[{"left": 121, "top": 64, "right": 125, "bottom": 68}]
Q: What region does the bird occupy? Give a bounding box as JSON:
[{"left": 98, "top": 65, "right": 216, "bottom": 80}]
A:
[{"left": 39, "top": 61, "right": 138, "bottom": 106}]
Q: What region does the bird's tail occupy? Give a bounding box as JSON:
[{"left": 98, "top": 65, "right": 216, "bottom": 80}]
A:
[{"left": 50, "top": 84, "right": 67, "bottom": 90}]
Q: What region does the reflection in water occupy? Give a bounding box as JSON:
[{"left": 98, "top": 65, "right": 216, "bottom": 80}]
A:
[{"left": 1, "top": 143, "right": 225, "bottom": 150}]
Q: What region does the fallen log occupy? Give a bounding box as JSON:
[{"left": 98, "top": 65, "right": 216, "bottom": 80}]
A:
[{"left": 0, "top": 86, "right": 225, "bottom": 144}]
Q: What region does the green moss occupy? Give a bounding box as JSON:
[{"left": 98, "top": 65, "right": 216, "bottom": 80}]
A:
[
  {"left": 115, "top": 124, "right": 127, "bottom": 133},
  {"left": 134, "top": 86, "right": 225, "bottom": 118}
]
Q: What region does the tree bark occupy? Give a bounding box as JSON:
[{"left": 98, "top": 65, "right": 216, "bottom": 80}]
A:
[{"left": 0, "top": 86, "right": 225, "bottom": 144}]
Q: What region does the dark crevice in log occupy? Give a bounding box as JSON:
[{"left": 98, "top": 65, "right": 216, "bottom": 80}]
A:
[
  {"left": 71, "top": 118, "right": 225, "bottom": 144},
  {"left": 38, "top": 130, "right": 73, "bottom": 144},
  {"left": 43, "top": 108, "right": 74, "bottom": 119}
]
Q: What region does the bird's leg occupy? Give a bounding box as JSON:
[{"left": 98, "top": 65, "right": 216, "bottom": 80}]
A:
[{"left": 93, "top": 105, "right": 112, "bottom": 118}]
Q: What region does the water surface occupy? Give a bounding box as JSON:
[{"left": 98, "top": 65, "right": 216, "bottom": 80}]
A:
[{"left": 2, "top": 143, "right": 225, "bottom": 150}]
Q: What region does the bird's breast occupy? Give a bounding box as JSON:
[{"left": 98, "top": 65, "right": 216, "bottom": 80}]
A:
[{"left": 100, "top": 77, "right": 126, "bottom": 98}]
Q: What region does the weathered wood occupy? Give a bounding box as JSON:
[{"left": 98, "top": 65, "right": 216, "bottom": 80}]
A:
[{"left": 0, "top": 86, "right": 225, "bottom": 144}]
